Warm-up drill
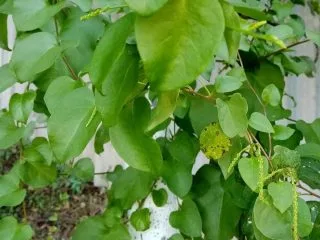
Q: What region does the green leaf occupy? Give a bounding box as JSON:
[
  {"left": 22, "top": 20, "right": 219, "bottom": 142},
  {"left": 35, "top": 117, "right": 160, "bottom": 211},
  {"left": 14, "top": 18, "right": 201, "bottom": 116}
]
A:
[
  {"left": 261, "top": 84, "right": 281, "bottom": 107},
  {"left": 238, "top": 156, "right": 268, "bottom": 192},
  {"left": 60, "top": 8, "right": 104, "bottom": 74},
  {"left": 72, "top": 158, "right": 94, "bottom": 182},
  {"left": 306, "top": 29, "right": 320, "bottom": 47},
  {"left": 307, "top": 202, "right": 320, "bottom": 239},
  {"left": 12, "top": 0, "right": 64, "bottom": 31},
  {"left": 125, "top": 0, "right": 168, "bottom": 16},
  {"left": 130, "top": 208, "right": 151, "bottom": 231},
  {"left": 298, "top": 198, "right": 313, "bottom": 237},
  {"left": 48, "top": 87, "right": 100, "bottom": 162},
  {"left": 299, "top": 158, "right": 320, "bottom": 189},
  {"left": 169, "top": 234, "right": 184, "bottom": 240},
  {"left": 249, "top": 112, "right": 274, "bottom": 133},
  {"left": 272, "top": 145, "right": 301, "bottom": 169},
  {"left": 191, "top": 165, "right": 242, "bottom": 240},
  {"left": 151, "top": 188, "right": 168, "bottom": 207},
  {"left": 0, "top": 13, "right": 9, "bottom": 50},
  {"left": 10, "top": 32, "right": 61, "bottom": 82},
  {"left": 135, "top": 0, "right": 225, "bottom": 91},
  {"left": 90, "top": 14, "right": 140, "bottom": 127},
  {"left": 272, "top": 125, "right": 295, "bottom": 140},
  {"left": 0, "top": 170, "right": 26, "bottom": 207},
  {"left": 147, "top": 90, "right": 179, "bottom": 132},
  {"left": 0, "top": 64, "right": 16, "bottom": 94},
  {"left": 169, "top": 198, "right": 202, "bottom": 237},
  {"left": 230, "top": 0, "right": 270, "bottom": 21},
  {"left": 296, "top": 119, "right": 320, "bottom": 144},
  {"left": 19, "top": 139, "right": 57, "bottom": 188},
  {"left": 215, "top": 75, "right": 243, "bottom": 93},
  {"left": 70, "top": 0, "right": 92, "bottom": 11},
  {"left": 109, "top": 167, "right": 154, "bottom": 209},
  {"left": 44, "top": 76, "right": 82, "bottom": 114},
  {"left": 110, "top": 98, "right": 163, "bottom": 175},
  {"left": 72, "top": 214, "right": 130, "bottom": 240},
  {"left": 268, "top": 182, "right": 293, "bottom": 213},
  {"left": 94, "top": 125, "right": 110, "bottom": 154},
  {"left": 0, "top": 216, "right": 33, "bottom": 240},
  {"left": 0, "top": 111, "right": 25, "bottom": 149},
  {"left": 216, "top": 93, "right": 248, "bottom": 138},
  {"left": 9, "top": 91, "right": 36, "bottom": 123},
  {"left": 253, "top": 193, "right": 292, "bottom": 240},
  {"left": 266, "top": 25, "right": 293, "bottom": 41},
  {"left": 296, "top": 143, "right": 320, "bottom": 161}
]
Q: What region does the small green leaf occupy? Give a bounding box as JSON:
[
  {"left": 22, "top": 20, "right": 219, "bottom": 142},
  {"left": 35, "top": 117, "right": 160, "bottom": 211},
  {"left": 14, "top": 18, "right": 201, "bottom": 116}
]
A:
[
  {"left": 215, "top": 75, "right": 243, "bottom": 93},
  {"left": 0, "top": 111, "right": 25, "bottom": 150},
  {"left": 136, "top": 0, "right": 225, "bottom": 90},
  {"left": 151, "top": 188, "right": 168, "bottom": 207},
  {"left": 169, "top": 198, "right": 202, "bottom": 237},
  {"left": 0, "top": 216, "right": 33, "bottom": 240},
  {"left": 272, "top": 125, "right": 295, "bottom": 140},
  {"left": 296, "top": 143, "right": 320, "bottom": 161},
  {"left": 306, "top": 29, "right": 320, "bottom": 47},
  {"left": 217, "top": 93, "right": 248, "bottom": 138},
  {"left": 0, "top": 64, "right": 16, "bottom": 94},
  {"left": 261, "top": 84, "right": 281, "bottom": 107},
  {"left": 125, "top": 0, "right": 168, "bottom": 16},
  {"left": 94, "top": 125, "right": 110, "bottom": 154},
  {"left": 298, "top": 198, "right": 313, "bottom": 237},
  {"left": 12, "top": 0, "right": 64, "bottom": 31},
  {"left": 249, "top": 112, "right": 274, "bottom": 133},
  {"left": 238, "top": 157, "right": 268, "bottom": 192},
  {"left": 0, "top": 170, "right": 26, "bottom": 207},
  {"left": 10, "top": 32, "right": 61, "bottom": 82},
  {"left": 266, "top": 25, "right": 293, "bottom": 41},
  {"left": 147, "top": 90, "right": 179, "bottom": 132},
  {"left": 109, "top": 167, "right": 154, "bottom": 210},
  {"left": 110, "top": 98, "right": 163, "bottom": 175},
  {"left": 70, "top": 0, "right": 92, "bottom": 11},
  {"left": 44, "top": 76, "right": 82, "bottom": 114},
  {"left": 72, "top": 158, "right": 94, "bottom": 182},
  {"left": 296, "top": 119, "right": 320, "bottom": 144},
  {"left": 48, "top": 87, "right": 100, "bottom": 162},
  {"left": 130, "top": 208, "right": 151, "bottom": 231},
  {"left": 9, "top": 91, "right": 36, "bottom": 123},
  {"left": 0, "top": 13, "right": 9, "bottom": 50},
  {"left": 268, "top": 182, "right": 293, "bottom": 213}
]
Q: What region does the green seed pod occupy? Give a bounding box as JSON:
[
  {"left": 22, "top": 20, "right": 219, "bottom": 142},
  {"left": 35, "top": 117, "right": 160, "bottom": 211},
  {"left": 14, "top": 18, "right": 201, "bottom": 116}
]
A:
[{"left": 199, "top": 123, "right": 231, "bottom": 160}]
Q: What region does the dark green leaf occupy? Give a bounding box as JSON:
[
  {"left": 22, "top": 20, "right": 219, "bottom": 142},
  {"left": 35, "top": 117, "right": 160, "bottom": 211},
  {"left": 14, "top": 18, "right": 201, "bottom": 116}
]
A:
[
  {"left": 72, "top": 158, "right": 94, "bottom": 182},
  {"left": 135, "top": 0, "right": 225, "bottom": 91},
  {"left": 296, "top": 119, "right": 320, "bottom": 144},
  {"left": 169, "top": 198, "right": 202, "bottom": 237},
  {"left": 151, "top": 188, "right": 168, "bottom": 207},
  {"left": 94, "top": 125, "right": 110, "bottom": 154},
  {"left": 0, "top": 13, "right": 9, "bottom": 50}
]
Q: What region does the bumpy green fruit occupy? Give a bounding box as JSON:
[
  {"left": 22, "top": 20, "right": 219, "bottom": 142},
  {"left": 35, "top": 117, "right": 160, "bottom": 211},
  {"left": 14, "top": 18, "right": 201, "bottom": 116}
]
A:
[
  {"left": 272, "top": 145, "right": 301, "bottom": 169},
  {"left": 199, "top": 123, "right": 231, "bottom": 160}
]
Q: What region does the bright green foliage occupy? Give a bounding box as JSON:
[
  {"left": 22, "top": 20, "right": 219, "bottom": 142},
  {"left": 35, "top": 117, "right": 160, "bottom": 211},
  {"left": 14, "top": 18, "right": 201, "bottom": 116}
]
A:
[
  {"left": 135, "top": 0, "right": 225, "bottom": 91},
  {"left": 0, "top": 0, "right": 319, "bottom": 239},
  {"left": 200, "top": 123, "right": 231, "bottom": 160},
  {"left": 130, "top": 208, "right": 151, "bottom": 231},
  {"left": 169, "top": 198, "right": 202, "bottom": 237}
]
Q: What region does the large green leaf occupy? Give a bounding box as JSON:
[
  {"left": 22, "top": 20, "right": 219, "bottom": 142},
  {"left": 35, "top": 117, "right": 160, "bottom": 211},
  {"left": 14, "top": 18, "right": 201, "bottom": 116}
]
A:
[
  {"left": 135, "top": 0, "right": 225, "bottom": 91},
  {"left": 60, "top": 8, "right": 104, "bottom": 74},
  {"left": 12, "top": 0, "right": 64, "bottom": 31},
  {"left": 125, "top": 0, "right": 168, "bottom": 16},
  {"left": 90, "top": 13, "right": 140, "bottom": 127},
  {"left": 296, "top": 119, "right": 320, "bottom": 144},
  {"left": 44, "top": 76, "right": 82, "bottom": 114},
  {"left": 296, "top": 143, "right": 320, "bottom": 161},
  {"left": 0, "top": 170, "right": 26, "bottom": 207},
  {"left": 9, "top": 91, "right": 36, "bottom": 123},
  {"left": 48, "top": 87, "right": 100, "bottom": 162},
  {"left": 147, "top": 90, "right": 179, "bottom": 132},
  {"left": 216, "top": 93, "right": 248, "bottom": 138},
  {"left": 191, "top": 165, "right": 242, "bottom": 240},
  {"left": 169, "top": 198, "right": 202, "bottom": 237},
  {"left": 0, "top": 111, "right": 25, "bottom": 149},
  {"left": 0, "top": 13, "right": 8, "bottom": 50},
  {"left": 268, "top": 182, "right": 293, "bottom": 214},
  {"left": 0, "top": 216, "right": 33, "bottom": 240},
  {"left": 110, "top": 98, "right": 163, "bottom": 174},
  {"left": 0, "top": 64, "right": 16, "bottom": 94},
  {"left": 10, "top": 32, "right": 61, "bottom": 82},
  {"left": 108, "top": 167, "right": 154, "bottom": 209},
  {"left": 249, "top": 112, "right": 274, "bottom": 133}
]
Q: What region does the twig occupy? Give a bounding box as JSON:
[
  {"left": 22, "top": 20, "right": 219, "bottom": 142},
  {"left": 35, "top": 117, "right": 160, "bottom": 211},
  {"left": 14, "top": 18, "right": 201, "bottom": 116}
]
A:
[
  {"left": 182, "top": 87, "right": 215, "bottom": 102},
  {"left": 297, "top": 183, "right": 320, "bottom": 199},
  {"left": 264, "top": 39, "right": 310, "bottom": 58}
]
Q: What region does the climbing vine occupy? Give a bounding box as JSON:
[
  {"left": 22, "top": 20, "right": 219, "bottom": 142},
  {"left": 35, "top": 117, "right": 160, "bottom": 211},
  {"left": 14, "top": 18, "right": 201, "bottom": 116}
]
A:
[{"left": 0, "top": 0, "right": 320, "bottom": 239}]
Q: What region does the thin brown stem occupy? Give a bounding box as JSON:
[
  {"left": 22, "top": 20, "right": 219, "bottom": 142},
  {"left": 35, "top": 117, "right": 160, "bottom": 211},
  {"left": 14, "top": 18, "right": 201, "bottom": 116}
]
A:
[
  {"left": 264, "top": 39, "right": 310, "bottom": 58},
  {"left": 182, "top": 87, "right": 215, "bottom": 102},
  {"left": 298, "top": 183, "right": 320, "bottom": 199}
]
